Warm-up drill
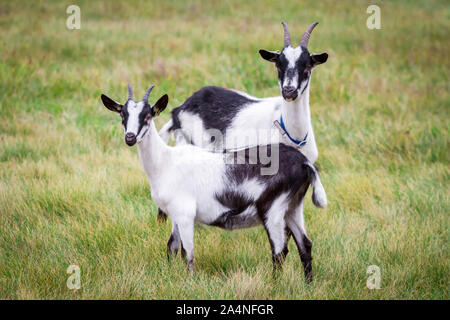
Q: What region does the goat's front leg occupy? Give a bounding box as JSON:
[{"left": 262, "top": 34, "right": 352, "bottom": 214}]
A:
[
  {"left": 167, "top": 200, "right": 196, "bottom": 274},
  {"left": 177, "top": 219, "right": 195, "bottom": 274}
]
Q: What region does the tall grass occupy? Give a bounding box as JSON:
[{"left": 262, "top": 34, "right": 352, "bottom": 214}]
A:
[{"left": 0, "top": 0, "right": 448, "bottom": 299}]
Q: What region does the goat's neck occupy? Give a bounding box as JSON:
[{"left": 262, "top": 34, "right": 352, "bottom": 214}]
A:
[
  {"left": 280, "top": 84, "right": 312, "bottom": 140},
  {"left": 137, "top": 120, "right": 170, "bottom": 184}
]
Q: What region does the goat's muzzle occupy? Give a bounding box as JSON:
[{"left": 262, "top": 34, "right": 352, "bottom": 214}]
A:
[
  {"left": 125, "top": 132, "right": 137, "bottom": 146},
  {"left": 282, "top": 86, "right": 298, "bottom": 101}
]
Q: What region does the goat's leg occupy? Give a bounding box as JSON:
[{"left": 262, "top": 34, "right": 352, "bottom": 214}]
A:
[
  {"left": 263, "top": 203, "right": 289, "bottom": 272},
  {"left": 166, "top": 199, "right": 195, "bottom": 273},
  {"left": 167, "top": 222, "right": 181, "bottom": 260},
  {"left": 283, "top": 227, "right": 292, "bottom": 259},
  {"left": 158, "top": 208, "right": 168, "bottom": 222},
  {"left": 177, "top": 219, "right": 195, "bottom": 274},
  {"left": 286, "top": 199, "right": 313, "bottom": 282}
]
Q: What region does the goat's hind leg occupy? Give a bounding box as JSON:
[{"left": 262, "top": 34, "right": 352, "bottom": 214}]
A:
[
  {"left": 286, "top": 200, "right": 313, "bottom": 282},
  {"left": 177, "top": 219, "right": 195, "bottom": 274},
  {"left": 263, "top": 200, "right": 290, "bottom": 272}
]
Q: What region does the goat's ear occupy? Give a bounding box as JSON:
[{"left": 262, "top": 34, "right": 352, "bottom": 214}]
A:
[
  {"left": 101, "top": 94, "right": 122, "bottom": 113},
  {"left": 310, "top": 52, "right": 328, "bottom": 67},
  {"left": 152, "top": 94, "right": 169, "bottom": 117},
  {"left": 259, "top": 49, "right": 279, "bottom": 63}
]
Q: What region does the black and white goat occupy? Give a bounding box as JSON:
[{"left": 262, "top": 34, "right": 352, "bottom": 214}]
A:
[
  {"left": 159, "top": 22, "right": 328, "bottom": 164},
  {"left": 157, "top": 22, "right": 328, "bottom": 222},
  {"left": 101, "top": 85, "right": 327, "bottom": 280}
]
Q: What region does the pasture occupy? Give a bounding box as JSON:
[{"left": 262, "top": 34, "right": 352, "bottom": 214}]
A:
[{"left": 0, "top": 0, "right": 448, "bottom": 299}]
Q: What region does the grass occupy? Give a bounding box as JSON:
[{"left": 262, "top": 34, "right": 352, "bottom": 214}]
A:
[{"left": 0, "top": 0, "right": 448, "bottom": 299}]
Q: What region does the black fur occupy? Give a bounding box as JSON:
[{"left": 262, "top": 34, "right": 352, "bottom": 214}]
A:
[
  {"left": 212, "top": 144, "right": 313, "bottom": 230},
  {"left": 212, "top": 190, "right": 257, "bottom": 230},
  {"left": 301, "top": 234, "right": 313, "bottom": 282},
  {"left": 170, "top": 86, "right": 257, "bottom": 132}
]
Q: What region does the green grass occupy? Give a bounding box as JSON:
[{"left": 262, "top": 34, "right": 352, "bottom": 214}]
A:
[{"left": 0, "top": 0, "right": 448, "bottom": 299}]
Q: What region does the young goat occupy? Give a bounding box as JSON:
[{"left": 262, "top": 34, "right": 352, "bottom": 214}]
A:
[{"left": 101, "top": 85, "right": 327, "bottom": 281}]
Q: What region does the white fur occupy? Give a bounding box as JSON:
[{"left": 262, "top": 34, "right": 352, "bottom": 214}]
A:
[
  {"left": 130, "top": 111, "right": 324, "bottom": 272},
  {"left": 170, "top": 90, "right": 318, "bottom": 162},
  {"left": 264, "top": 192, "right": 290, "bottom": 254},
  {"left": 282, "top": 46, "right": 303, "bottom": 89},
  {"left": 159, "top": 118, "right": 173, "bottom": 144},
  {"left": 158, "top": 47, "right": 319, "bottom": 162},
  {"left": 125, "top": 101, "right": 144, "bottom": 136},
  {"left": 284, "top": 46, "right": 303, "bottom": 68},
  {"left": 304, "top": 162, "right": 327, "bottom": 208}
]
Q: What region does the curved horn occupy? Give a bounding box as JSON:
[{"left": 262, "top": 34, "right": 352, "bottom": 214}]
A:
[
  {"left": 127, "top": 83, "right": 133, "bottom": 100},
  {"left": 299, "top": 22, "right": 319, "bottom": 48},
  {"left": 281, "top": 22, "right": 291, "bottom": 47},
  {"left": 143, "top": 85, "right": 154, "bottom": 104}
]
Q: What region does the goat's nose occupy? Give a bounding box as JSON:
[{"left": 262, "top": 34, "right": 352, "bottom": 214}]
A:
[
  {"left": 125, "top": 133, "right": 136, "bottom": 146},
  {"left": 282, "top": 86, "right": 298, "bottom": 100}
]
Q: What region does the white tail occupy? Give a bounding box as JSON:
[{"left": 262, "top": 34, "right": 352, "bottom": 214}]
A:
[{"left": 305, "top": 162, "right": 327, "bottom": 208}]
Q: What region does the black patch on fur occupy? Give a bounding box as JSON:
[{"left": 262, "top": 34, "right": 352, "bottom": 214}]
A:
[
  {"left": 137, "top": 102, "right": 151, "bottom": 136},
  {"left": 120, "top": 100, "right": 130, "bottom": 130},
  {"left": 215, "top": 190, "right": 253, "bottom": 214},
  {"left": 212, "top": 190, "right": 255, "bottom": 230},
  {"left": 213, "top": 144, "right": 313, "bottom": 229},
  {"left": 169, "top": 86, "right": 257, "bottom": 133}
]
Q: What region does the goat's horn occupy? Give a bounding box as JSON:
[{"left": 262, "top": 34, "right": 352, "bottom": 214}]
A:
[
  {"left": 143, "top": 85, "right": 154, "bottom": 103},
  {"left": 281, "top": 22, "right": 291, "bottom": 47},
  {"left": 299, "top": 22, "right": 318, "bottom": 48},
  {"left": 128, "top": 83, "right": 133, "bottom": 100}
]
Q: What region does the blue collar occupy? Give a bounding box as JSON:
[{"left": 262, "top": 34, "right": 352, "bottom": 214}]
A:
[{"left": 279, "top": 116, "right": 308, "bottom": 147}]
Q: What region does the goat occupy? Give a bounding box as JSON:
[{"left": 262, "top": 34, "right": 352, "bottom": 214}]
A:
[
  {"left": 100, "top": 85, "right": 327, "bottom": 281},
  {"left": 157, "top": 22, "right": 328, "bottom": 222},
  {"left": 159, "top": 22, "right": 328, "bottom": 163}
]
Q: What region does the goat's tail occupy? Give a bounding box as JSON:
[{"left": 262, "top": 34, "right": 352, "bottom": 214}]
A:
[
  {"left": 159, "top": 119, "right": 173, "bottom": 144},
  {"left": 305, "top": 162, "right": 327, "bottom": 208}
]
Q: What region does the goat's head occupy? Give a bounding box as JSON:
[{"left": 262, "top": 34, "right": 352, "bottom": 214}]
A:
[
  {"left": 101, "top": 84, "right": 169, "bottom": 146},
  {"left": 259, "top": 22, "right": 328, "bottom": 102}
]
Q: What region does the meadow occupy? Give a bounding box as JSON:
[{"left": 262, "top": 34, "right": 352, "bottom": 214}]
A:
[{"left": 0, "top": 0, "right": 448, "bottom": 299}]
